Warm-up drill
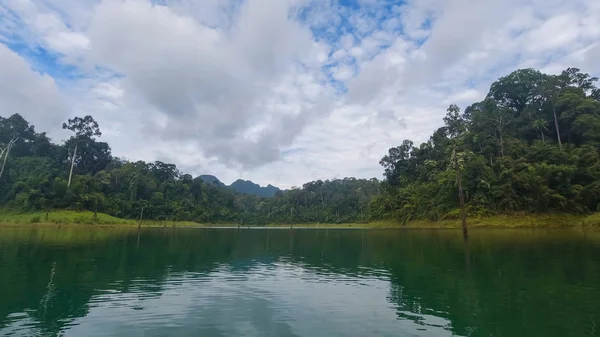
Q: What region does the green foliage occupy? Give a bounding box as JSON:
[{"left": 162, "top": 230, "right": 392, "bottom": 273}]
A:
[
  {"left": 372, "top": 67, "right": 600, "bottom": 222},
  {"left": 0, "top": 209, "right": 128, "bottom": 225},
  {"left": 0, "top": 114, "right": 379, "bottom": 225}
]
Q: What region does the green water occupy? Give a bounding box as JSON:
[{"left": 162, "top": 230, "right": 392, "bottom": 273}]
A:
[{"left": 1, "top": 228, "right": 599, "bottom": 337}]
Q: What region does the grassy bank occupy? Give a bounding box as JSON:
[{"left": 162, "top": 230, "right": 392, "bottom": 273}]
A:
[
  {"left": 0, "top": 209, "right": 211, "bottom": 228},
  {"left": 265, "top": 213, "right": 588, "bottom": 229},
  {"left": 0, "top": 210, "right": 127, "bottom": 226},
  {"left": 370, "top": 213, "right": 588, "bottom": 229},
  {"left": 1, "top": 209, "right": 597, "bottom": 229},
  {"left": 265, "top": 222, "right": 368, "bottom": 228},
  {"left": 582, "top": 213, "right": 600, "bottom": 228}
]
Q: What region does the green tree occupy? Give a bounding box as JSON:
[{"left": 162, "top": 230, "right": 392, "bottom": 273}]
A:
[{"left": 62, "top": 116, "right": 110, "bottom": 187}]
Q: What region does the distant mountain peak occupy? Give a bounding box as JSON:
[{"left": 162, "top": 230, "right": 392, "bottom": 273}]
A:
[
  {"left": 199, "top": 175, "right": 226, "bottom": 186},
  {"left": 199, "top": 175, "right": 280, "bottom": 197}
]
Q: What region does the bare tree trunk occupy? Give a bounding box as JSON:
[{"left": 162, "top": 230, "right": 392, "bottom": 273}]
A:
[
  {"left": 0, "top": 148, "right": 8, "bottom": 181},
  {"left": 454, "top": 148, "right": 468, "bottom": 239},
  {"left": 493, "top": 114, "right": 509, "bottom": 158},
  {"left": 0, "top": 136, "right": 17, "bottom": 180},
  {"left": 553, "top": 107, "right": 562, "bottom": 150},
  {"left": 67, "top": 143, "right": 78, "bottom": 188},
  {"left": 0, "top": 148, "right": 6, "bottom": 173},
  {"left": 541, "top": 130, "right": 545, "bottom": 143}
]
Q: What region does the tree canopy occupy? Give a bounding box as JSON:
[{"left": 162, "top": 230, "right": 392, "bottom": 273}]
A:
[{"left": 371, "top": 67, "right": 600, "bottom": 223}]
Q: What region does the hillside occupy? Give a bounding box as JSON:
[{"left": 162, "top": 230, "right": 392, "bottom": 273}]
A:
[
  {"left": 229, "top": 179, "right": 281, "bottom": 197},
  {"left": 199, "top": 176, "right": 281, "bottom": 197},
  {"left": 198, "top": 175, "right": 226, "bottom": 187}
]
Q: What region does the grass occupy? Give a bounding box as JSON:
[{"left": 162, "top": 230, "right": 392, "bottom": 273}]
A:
[
  {"left": 370, "top": 213, "right": 587, "bottom": 229},
  {"left": 264, "top": 223, "right": 367, "bottom": 228},
  {"left": 0, "top": 209, "right": 595, "bottom": 229},
  {"left": 0, "top": 209, "right": 211, "bottom": 228},
  {"left": 582, "top": 213, "right": 600, "bottom": 228},
  {"left": 260, "top": 214, "right": 586, "bottom": 229},
  {"left": 0, "top": 209, "right": 128, "bottom": 226}
]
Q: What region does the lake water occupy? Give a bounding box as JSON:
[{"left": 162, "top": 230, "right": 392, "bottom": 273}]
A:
[{"left": 1, "top": 227, "right": 600, "bottom": 337}]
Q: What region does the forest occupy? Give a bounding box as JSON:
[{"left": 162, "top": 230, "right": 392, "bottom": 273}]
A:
[
  {"left": 1, "top": 67, "right": 599, "bottom": 225},
  {"left": 0, "top": 114, "right": 379, "bottom": 225}
]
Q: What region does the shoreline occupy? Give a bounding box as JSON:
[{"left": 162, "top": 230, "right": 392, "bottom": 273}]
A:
[{"left": 1, "top": 210, "right": 599, "bottom": 229}]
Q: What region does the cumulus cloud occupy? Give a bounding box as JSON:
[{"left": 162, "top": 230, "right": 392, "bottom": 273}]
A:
[
  {"left": 87, "top": 0, "right": 333, "bottom": 168},
  {"left": 1, "top": 0, "right": 599, "bottom": 188},
  {"left": 0, "top": 43, "right": 66, "bottom": 132}
]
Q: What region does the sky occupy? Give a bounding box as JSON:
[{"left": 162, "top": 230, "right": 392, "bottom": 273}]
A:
[{"left": 1, "top": 0, "right": 599, "bottom": 189}]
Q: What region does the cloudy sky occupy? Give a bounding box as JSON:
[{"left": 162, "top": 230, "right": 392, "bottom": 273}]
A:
[{"left": 1, "top": 0, "right": 599, "bottom": 188}]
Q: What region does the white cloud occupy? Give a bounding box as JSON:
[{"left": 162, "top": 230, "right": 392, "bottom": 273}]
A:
[
  {"left": 525, "top": 14, "right": 581, "bottom": 53},
  {"left": 0, "top": 0, "right": 599, "bottom": 188},
  {"left": 45, "top": 31, "right": 89, "bottom": 54},
  {"left": 584, "top": 44, "right": 600, "bottom": 72},
  {"left": 85, "top": 0, "right": 334, "bottom": 169},
  {"left": 0, "top": 43, "right": 66, "bottom": 132}
]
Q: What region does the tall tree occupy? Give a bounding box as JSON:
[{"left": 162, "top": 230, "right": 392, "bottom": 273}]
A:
[
  {"left": 62, "top": 116, "right": 103, "bottom": 187},
  {"left": 452, "top": 146, "right": 467, "bottom": 238},
  {"left": 444, "top": 105, "right": 468, "bottom": 237}
]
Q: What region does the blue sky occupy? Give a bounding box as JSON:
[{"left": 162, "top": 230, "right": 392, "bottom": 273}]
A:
[{"left": 1, "top": 0, "right": 599, "bottom": 188}]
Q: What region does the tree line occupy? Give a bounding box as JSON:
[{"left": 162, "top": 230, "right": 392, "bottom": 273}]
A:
[
  {"left": 1, "top": 66, "right": 599, "bottom": 225},
  {"left": 371, "top": 67, "right": 600, "bottom": 223},
  {"left": 0, "top": 113, "right": 379, "bottom": 224}
]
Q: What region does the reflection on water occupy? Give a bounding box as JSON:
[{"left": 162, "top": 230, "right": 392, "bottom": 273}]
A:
[{"left": 1, "top": 227, "right": 600, "bottom": 337}]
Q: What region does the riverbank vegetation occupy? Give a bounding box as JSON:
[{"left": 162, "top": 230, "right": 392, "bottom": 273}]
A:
[
  {"left": 1, "top": 209, "right": 595, "bottom": 229},
  {"left": 1, "top": 67, "right": 599, "bottom": 227},
  {"left": 0, "top": 209, "right": 198, "bottom": 227}
]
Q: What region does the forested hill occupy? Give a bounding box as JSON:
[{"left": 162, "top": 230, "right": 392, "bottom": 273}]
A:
[
  {"left": 198, "top": 175, "right": 225, "bottom": 187},
  {"left": 199, "top": 175, "right": 281, "bottom": 197},
  {"left": 1, "top": 66, "right": 599, "bottom": 225},
  {"left": 371, "top": 67, "right": 600, "bottom": 223}
]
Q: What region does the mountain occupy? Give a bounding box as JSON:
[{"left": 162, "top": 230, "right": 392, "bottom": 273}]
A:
[
  {"left": 229, "top": 179, "right": 281, "bottom": 197},
  {"left": 199, "top": 175, "right": 226, "bottom": 187},
  {"left": 199, "top": 176, "right": 281, "bottom": 197}
]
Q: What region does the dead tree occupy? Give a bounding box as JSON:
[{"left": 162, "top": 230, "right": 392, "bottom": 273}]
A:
[
  {"left": 67, "top": 143, "right": 78, "bottom": 188},
  {"left": 0, "top": 135, "right": 18, "bottom": 180}
]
